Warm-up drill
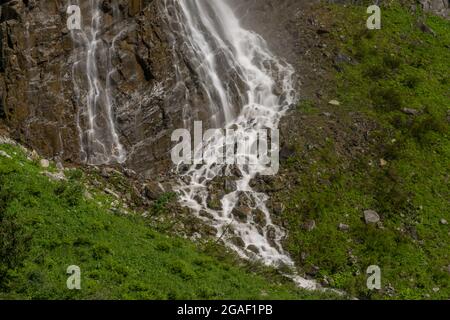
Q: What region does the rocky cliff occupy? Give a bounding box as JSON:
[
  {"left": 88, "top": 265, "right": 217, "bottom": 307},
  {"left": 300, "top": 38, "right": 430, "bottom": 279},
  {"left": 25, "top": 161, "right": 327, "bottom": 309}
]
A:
[
  {"left": 0, "top": 0, "right": 447, "bottom": 177},
  {"left": 0, "top": 0, "right": 229, "bottom": 177}
]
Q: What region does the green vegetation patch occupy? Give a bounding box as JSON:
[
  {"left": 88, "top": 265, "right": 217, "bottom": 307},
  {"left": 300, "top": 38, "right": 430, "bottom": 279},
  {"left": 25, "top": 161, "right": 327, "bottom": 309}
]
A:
[
  {"left": 282, "top": 4, "right": 449, "bottom": 299},
  {"left": 0, "top": 143, "right": 339, "bottom": 300}
]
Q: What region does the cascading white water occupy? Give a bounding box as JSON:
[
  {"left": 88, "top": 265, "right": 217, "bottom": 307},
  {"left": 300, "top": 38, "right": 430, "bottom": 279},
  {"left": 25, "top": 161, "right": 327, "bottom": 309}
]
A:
[
  {"left": 164, "top": 0, "right": 317, "bottom": 289},
  {"left": 70, "top": 0, "right": 126, "bottom": 165}
]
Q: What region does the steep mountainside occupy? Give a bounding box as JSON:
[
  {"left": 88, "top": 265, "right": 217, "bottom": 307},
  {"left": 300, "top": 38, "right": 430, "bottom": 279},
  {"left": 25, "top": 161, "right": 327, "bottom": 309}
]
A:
[{"left": 0, "top": 0, "right": 448, "bottom": 300}]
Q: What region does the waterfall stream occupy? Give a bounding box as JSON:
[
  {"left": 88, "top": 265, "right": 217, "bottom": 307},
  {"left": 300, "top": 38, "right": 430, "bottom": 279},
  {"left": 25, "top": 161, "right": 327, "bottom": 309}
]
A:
[
  {"left": 67, "top": 0, "right": 317, "bottom": 290},
  {"left": 70, "top": 0, "right": 126, "bottom": 165},
  {"left": 164, "top": 0, "right": 317, "bottom": 289}
]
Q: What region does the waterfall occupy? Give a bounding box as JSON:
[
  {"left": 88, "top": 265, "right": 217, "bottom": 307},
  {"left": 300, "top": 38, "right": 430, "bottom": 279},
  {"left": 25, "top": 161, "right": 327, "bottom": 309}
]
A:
[
  {"left": 69, "top": 0, "right": 126, "bottom": 165},
  {"left": 164, "top": 0, "right": 317, "bottom": 289}
]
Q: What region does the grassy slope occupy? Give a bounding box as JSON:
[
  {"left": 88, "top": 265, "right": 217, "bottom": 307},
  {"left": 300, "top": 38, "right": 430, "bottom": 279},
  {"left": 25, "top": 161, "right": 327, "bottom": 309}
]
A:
[
  {"left": 0, "top": 143, "right": 340, "bottom": 300},
  {"left": 282, "top": 4, "right": 449, "bottom": 299}
]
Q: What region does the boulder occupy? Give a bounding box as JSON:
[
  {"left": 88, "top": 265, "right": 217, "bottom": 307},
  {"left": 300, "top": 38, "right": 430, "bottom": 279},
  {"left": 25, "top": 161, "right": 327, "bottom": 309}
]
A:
[
  {"left": 364, "top": 210, "right": 381, "bottom": 224},
  {"left": 40, "top": 159, "right": 50, "bottom": 168}
]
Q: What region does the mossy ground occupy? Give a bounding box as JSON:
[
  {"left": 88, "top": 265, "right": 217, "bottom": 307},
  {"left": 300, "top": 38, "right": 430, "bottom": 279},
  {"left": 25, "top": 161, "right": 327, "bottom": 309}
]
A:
[
  {"left": 280, "top": 3, "right": 449, "bottom": 299},
  {"left": 0, "top": 143, "right": 340, "bottom": 300}
]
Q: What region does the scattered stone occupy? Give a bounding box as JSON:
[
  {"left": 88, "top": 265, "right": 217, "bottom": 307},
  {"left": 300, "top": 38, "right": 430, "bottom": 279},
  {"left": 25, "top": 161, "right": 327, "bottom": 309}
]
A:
[
  {"left": 432, "top": 287, "right": 440, "bottom": 293},
  {"left": 402, "top": 108, "right": 420, "bottom": 116},
  {"left": 105, "top": 188, "right": 120, "bottom": 199},
  {"left": 40, "top": 159, "right": 50, "bottom": 168},
  {"left": 111, "top": 200, "right": 119, "bottom": 208},
  {"left": 338, "top": 223, "right": 350, "bottom": 232},
  {"left": 328, "top": 100, "right": 341, "bottom": 106},
  {"left": 30, "top": 150, "right": 39, "bottom": 161},
  {"left": 84, "top": 190, "right": 94, "bottom": 200},
  {"left": 303, "top": 220, "right": 316, "bottom": 232},
  {"left": 364, "top": 210, "right": 381, "bottom": 224},
  {"left": 56, "top": 161, "right": 64, "bottom": 170},
  {"left": 42, "top": 171, "right": 66, "bottom": 182},
  {"left": 440, "top": 219, "right": 448, "bottom": 225},
  {"left": 0, "top": 150, "right": 12, "bottom": 159},
  {"left": 380, "top": 159, "right": 388, "bottom": 167}
]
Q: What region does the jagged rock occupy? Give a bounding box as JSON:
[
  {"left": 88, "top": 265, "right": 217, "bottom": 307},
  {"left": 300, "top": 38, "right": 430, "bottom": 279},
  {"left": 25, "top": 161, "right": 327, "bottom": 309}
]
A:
[
  {"left": 0, "top": 0, "right": 220, "bottom": 176},
  {"left": 253, "top": 209, "right": 267, "bottom": 227},
  {"left": 247, "top": 245, "right": 260, "bottom": 254},
  {"left": 123, "top": 168, "right": 137, "bottom": 178},
  {"left": 143, "top": 182, "right": 164, "bottom": 201},
  {"left": 440, "top": 219, "right": 448, "bottom": 225},
  {"left": 232, "top": 206, "right": 251, "bottom": 223},
  {"left": 364, "top": 210, "right": 381, "bottom": 224},
  {"left": 230, "top": 236, "right": 245, "bottom": 248},
  {"left": 338, "top": 223, "right": 350, "bottom": 232},
  {"left": 236, "top": 191, "right": 256, "bottom": 208},
  {"left": 199, "top": 210, "right": 214, "bottom": 220}
]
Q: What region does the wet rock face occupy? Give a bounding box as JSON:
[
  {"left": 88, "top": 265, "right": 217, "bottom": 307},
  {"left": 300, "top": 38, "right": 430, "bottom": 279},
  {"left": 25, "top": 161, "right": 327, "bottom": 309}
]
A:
[
  {"left": 0, "top": 0, "right": 326, "bottom": 177},
  {"left": 0, "top": 0, "right": 80, "bottom": 160},
  {"left": 0, "top": 0, "right": 212, "bottom": 177}
]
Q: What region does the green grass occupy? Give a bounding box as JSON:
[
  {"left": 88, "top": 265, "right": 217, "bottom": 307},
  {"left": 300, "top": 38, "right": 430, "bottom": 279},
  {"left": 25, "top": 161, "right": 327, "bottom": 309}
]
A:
[
  {"left": 0, "top": 143, "right": 340, "bottom": 300},
  {"left": 281, "top": 4, "right": 449, "bottom": 299}
]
